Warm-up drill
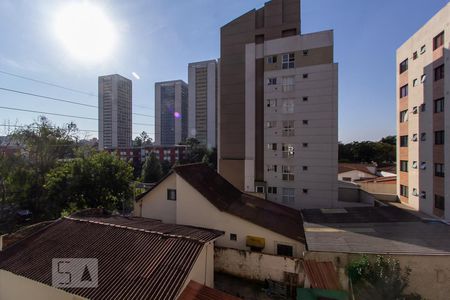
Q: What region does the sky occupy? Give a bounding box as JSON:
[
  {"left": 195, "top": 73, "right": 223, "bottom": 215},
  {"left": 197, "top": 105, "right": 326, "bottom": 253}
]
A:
[{"left": 0, "top": 0, "right": 448, "bottom": 143}]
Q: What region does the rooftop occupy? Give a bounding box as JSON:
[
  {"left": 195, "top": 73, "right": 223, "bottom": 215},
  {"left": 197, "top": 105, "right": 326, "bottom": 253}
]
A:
[
  {"left": 178, "top": 280, "right": 241, "bottom": 300},
  {"left": 0, "top": 211, "right": 223, "bottom": 300},
  {"left": 338, "top": 163, "right": 377, "bottom": 175},
  {"left": 304, "top": 260, "right": 341, "bottom": 290}
]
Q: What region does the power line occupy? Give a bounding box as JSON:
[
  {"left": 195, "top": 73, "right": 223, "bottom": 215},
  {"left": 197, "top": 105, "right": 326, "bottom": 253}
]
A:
[
  {"left": 0, "top": 124, "right": 154, "bottom": 135},
  {"left": 0, "top": 87, "right": 155, "bottom": 118},
  {"left": 0, "top": 69, "right": 154, "bottom": 111}
]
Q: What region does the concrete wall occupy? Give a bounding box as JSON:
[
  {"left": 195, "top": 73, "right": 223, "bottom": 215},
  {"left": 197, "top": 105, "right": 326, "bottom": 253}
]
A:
[
  {"left": 305, "top": 251, "right": 450, "bottom": 300},
  {"left": 338, "top": 170, "right": 376, "bottom": 182},
  {"left": 0, "top": 270, "right": 86, "bottom": 300},
  {"left": 359, "top": 180, "right": 396, "bottom": 195},
  {"left": 214, "top": 247, "right": 304, "bottom": 284}
]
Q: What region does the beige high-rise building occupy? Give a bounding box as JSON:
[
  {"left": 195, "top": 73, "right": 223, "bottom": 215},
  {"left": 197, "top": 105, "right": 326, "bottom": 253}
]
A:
[
  {"left": 188, "top": 60, "right": 217, "bottom": 148},
  {"left": 98, "top": 74, "right": 132, "bottom": 150},
  {"left": 218, "top": 0, "right": 338, "bottom": 210},
  {"left": 397, "top": 3, "right": 450, "bottom": 220}
]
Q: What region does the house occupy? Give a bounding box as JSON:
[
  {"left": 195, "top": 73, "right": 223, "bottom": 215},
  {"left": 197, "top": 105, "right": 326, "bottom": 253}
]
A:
[
  {"left": 338, "top": 163, "right": 378, "bottom": 182},
  {"left": 0, "top": 209, "right": 224, "bottom": 300},
  {"left": 135, "top": 163, "right": 306, "bottom": 257},
  {"left": 179, "top": 280, "right": 241, "bottom": 300}
]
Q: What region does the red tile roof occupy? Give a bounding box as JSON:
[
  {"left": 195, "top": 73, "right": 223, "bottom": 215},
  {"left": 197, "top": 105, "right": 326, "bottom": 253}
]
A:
[
  {"left": 0, "top": 215, "right": 223, "bottom": 300},
  {"left": 179, "top": 280, "right": 242, "bottom": 300},
  {"left": 304, "top": 260, "right": 341, "bottom": 290},
  {"left": 172, "top": 163, "right": 305, "bottom": 243}
]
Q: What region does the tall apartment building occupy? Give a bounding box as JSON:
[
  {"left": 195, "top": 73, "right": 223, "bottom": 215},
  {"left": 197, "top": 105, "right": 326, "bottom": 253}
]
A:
[
  {"left": 188, "top": 60, "right": 217, "bottom": 148},
  {"left": 155, "top": 80, "right": 188, "bottom": 145},
  {"left": 218, "top": 0, "right": 338, "bottom": 209},
  {"left": 98, "top": 74, "right": 132, "bottom": 150},
  {"left": 397, "top": 4, "right": 450, "bottom": 220}
]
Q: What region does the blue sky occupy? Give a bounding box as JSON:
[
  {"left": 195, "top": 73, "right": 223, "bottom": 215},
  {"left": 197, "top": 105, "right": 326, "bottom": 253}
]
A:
[{"left": 0, "top": 0, "right": 448, "bottom": 142}]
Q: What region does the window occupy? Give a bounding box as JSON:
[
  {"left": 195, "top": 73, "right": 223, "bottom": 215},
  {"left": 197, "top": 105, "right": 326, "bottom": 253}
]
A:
[
  {"left": 434, "top": 64, "right": 444, "bottom": 81},
  {"left": 302, "top": 143, "right": 309, "bottom": 148},
  {"left": 282, "top": 53, "right": 295, "bottom": 69},
  {"left": 399, "top": 110, "right": 408, "bottom": 123},
  {"left": 435, "top": 130, "right": 445, "bottom": 145},
  {"left": 303, "top": 50, "right": 309, "bottom": 56},
  {"left": 421, "top": 74, "right": 426, "bottom": 83},
  {"left": 342, "top": 177, "right": 352, "bottom": 182},
  {"left": 282, "top": 144, "right": 295, "bottom": 158},
  {"left": 399, "top": 59, "right": 408, "bottom": 74},
  {"left": 412, "top": 161, "right": 418, "bottom": 169},
  {"left": 434, "top": 31, "right": 444, "bottom": 50},
  {"left": 435, "top": 195, "right": 445, "bottom": 211},
  {"left": 421, "top": 191, "right": 426, "bottom": 199},
  {"left": 412, "top": 188, "right": 418, "bottom": 196},
  {"left": 268, "top": 143, "right": 277, "bottom": 150},
  {"left": 413, "top": 79, "right": 418, "bottom": 87},
  {"left": 302, "top": 166, "right": 308, "bottom": 171},
  {"left": 256, "top": 186, "right": 265, "bottom": 193},
  {"left": 302, "top": 96, "right": 308, "bottom": 102},
  {"left": 267, "top": 55, "right": 277, "bottom": 64},
  {"left": 267, "top": 165, "right": 277, "bottom": 172},
  {"left": 420, "top": 162, "right": 427, "bottom": 170},
  {"left": 420, "top": 45, "right": 426, "bottom": 54},
  {"left": 266, "top": 121, "right": 277, "bottom": 128},
  {"left": 282, "top": 188, "right": 295, "bottom": 205},
  {"left": 435, "top": 98, "right": 444, "bottom": 113},
  {"left": 230, "top": 233, "right": 237, "bottom": 241},
  {"left": 282, "top": 76, "right": 295, "bottom": 92},
  {"left": 412, "top": 106, "right": 418, "bottom": 114},
  {"left": 282, "top": 99, "right": 295, "bottom": 113},
  {"left": 302, "top": 73, "right": 309, "bottom": 79},
  {"left": 302, "top": 189, "right": 309, "bottom": 194},
  {"left": 421, "top": 132, "right": 426, "bottom": 141},
  {"left": 399, "top": 84, "right": 408, "bottom": 98},
  {"left": 412, "top": 134, "right": 418, "bottom": 142},
  {"left": 266, "top": 99, "right": 277, "bottom": 108},
  {"left": 302, "top": 120, "right": 309, "bottom": 125},
  {"left": 282, "top": 165, "right": 295, "bottom": 181},
  {"left": 268, "top": 77, "right": 277, "bottom": 85},
  {"left": 282, "top": 120, "right": 295, "bottom": 136},
  {"left": 277, "top": 244, "right": 293, "bottom": 257},
  {"left": 167, "top": 189, "right": 176, "bottom": 201},
  {"left": 435, "top": 163, "right": 445, "bottom": 177},
  {"left": 413, "top": 51, "right": 418, "bottom": 60},
  {"left": 400, "top": 185, "right": 408, "bottom": 198},
  {"left": 420, "top": 103, "right": 426, "bottom": 112},
  {"left": 400, "top": 160, "right": 408, "bottom": 172},
  {"left": 268, "top": 187, "right": 278, "bottom": 194}
]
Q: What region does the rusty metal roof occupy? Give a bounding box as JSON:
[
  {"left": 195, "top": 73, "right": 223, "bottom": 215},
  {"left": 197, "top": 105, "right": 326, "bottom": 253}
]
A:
[
  {"left": 304, "top": 260, "right": 341, "bottom": 290},
  {"left": 178, "top": 280, "right": 242, "bottom": 300},
  {"left": 0, "top": 216, "right": 223, "bottom": 300}
]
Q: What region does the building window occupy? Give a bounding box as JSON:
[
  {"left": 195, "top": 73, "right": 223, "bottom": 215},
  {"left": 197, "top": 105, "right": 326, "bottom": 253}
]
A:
[
  {"left": 413, "top": 79, "right": 418, "bottom": 87},
  {"left": 302, "top": 96, "right": 308, "bottom": 102},
  {"left": 435, "top": 130, "right": 445, "bottom": 145},
  {"left": 268, "top": 143, "right": 277, "bottom": 151},
  {"left": 282, "top": 76, "right": 295, "bottom": 92},
  {"left": 167, "top": 189, "right": 177, "bottom": 201},
  {"left": 266, "top": 121, "right": 277, "bottom": 128},
  {"left": 282, "top": 188, "right": 295, "bottom": 205},
  {"left": 400, "top": 160, "right": 408, "bottom": 172},
  {"left": 282, "top": 165, "right": 295, "bottom": 181},
  {"left": 434, "top": 31, "right": 445, "bottom": 50},
  {"left": 267, "top": 165, "right": 278, "bottom": 172},
  {"left": 302, "top": 143, "right": 309, "bottom": 148},
  {"left": 421, "top": 132, "right": 426, "bottom": 141},
  {"left": 434, "top": 98, "right": 444, "bottom": 113},
  {"left": 302, "top": 189, "right": 309, "bottom": 194},
  {"left": 399, "top": 110, "right": 408, "bottom": 123},
  {"left": 399, "top": 59, "right": 408, "bottom": 74},
  {"left": 302, "top": 120, "right": 309, "bottom": 125},
  {"left": 268, "top": 186, "right": 278, "bottom": 194},
  {"left": 420, "top": 103, "right": 426, "bottom": 112},
  {"left": 282, "top": 120, "right": 295, "bottom": 136},
  {"left": 277, "top": 244, "right": 293, "bottom": 257},
  {"left": 413, "top": 51, "right": 418, "bottom": 60},
  {"left": 268, "top": 77, "right": 277, "bottom": 85},
  {"left": 412, "top": 134, "right": 418, "bottom": 142},
  {"left": 420, "top": 45, "right": 426, "bottom": 54},
  {"left": 435, "top": 64, "right": 445, "bottom": 81},
  {"left": 282, "top": 53, "right": 295, "bottom": 69},
  {"left": 302, "top": 166, "right": 308, "bottom": 171},
  {"left": 343, "top": 177, "right": 352, "bottom": 182},
  {"left": 420, "top": 162, "right": 427, "bottom": 170},
  {"left": 303, "top": 73, "right": 309, "bottom": 79},
  {"left": 400, "top": 185, "right": 408, "bottom": 198},
  {"left": 256, "top": 186, "right": 265, "bottom": 193},
  {"left": 266, "top": 99, "right": 277, "bottom": 108},
  {"left": 303, "top": 50, "right": 309, "bottom": 56},
  {"left": 267, "top": 55, "right": 277, "bottom": 64},
  {"left": 282, "top": 144, "right": 295, "bottom": 158},
  {"left": 282, "top": 99, "right": 295, "bottom": 113},
  {"left": 412, "top": 161, "right": 418, "bottom": 169},
  {"left": 399, "top": 84, "right": 408, "bottom": 98},
  {"left": 435, "top": 163, "right": 445, "bottom": 177},
  {"left": 420, "top": 74, "right": 427, "bottom": 83},
  {"left": 412, "top": 188, "right": 418, "bottom": 197},
  {"left": 230, "top": 233, "right": 237, "bottom": 241},
  {"left": 435, "top": 195, "right": 445, "bottom": 211},
  {"left": 412, "top": 106, "right": 418, "bottom": 114}
]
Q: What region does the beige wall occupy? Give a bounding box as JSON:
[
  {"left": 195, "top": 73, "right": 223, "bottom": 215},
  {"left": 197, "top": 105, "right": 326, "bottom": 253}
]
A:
[
  {"left": 338, "top": 170, "right": 376, "bottom": 182},
  {"left": 359, "top": 181, "right": 396, "bottom": 195},
  {"left": 0, "top": 270, "right": 86, "bottom": 300}
]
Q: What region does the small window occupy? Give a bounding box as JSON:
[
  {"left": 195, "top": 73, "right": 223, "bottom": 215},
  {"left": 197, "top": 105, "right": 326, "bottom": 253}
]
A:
[
  {"left": 434, "top": 31, "right": 444, "bottom": 50},
  {"left": 282, "top": 53, "right": 295, "bottom": 69},
  {"left": 421, "top": 132, "right": 426, "bottom": 141},
  {"left": 277, "top": 244, "right": 293, "bottom": 257},
  {"left": 412, "top": 134, "right": 418, "bottom": 142},
  {"left": 282, "top": 120, "right": 295, "bottom": 136},
  {"left": 167, "top": 189, "right": 177, "bottom": 201},
  {"left": 302, "top": 96, "right": 308, "bottom": 102},
  {"left": 282, "top": 99, "right": 295, "bottom": 113},
  {"left": 434, "top": 98, "right": 444, "bottom": 113},
  {"left": 399, "top": 59, "right": 408, "bottom": 74},
  {"left": 421, "top": 191, "right": 426, "bottom": 199},
  {"left": 435, "top": 163, "right": 445, "bottom": 177},
  {"left": 400, "top": 160, "right": 408, "bottom": 172},
  {"left": 435, "top": 195, "right": 445, "bottom": 211},
  {"left": 282, "top": 188, "right": 295, "bottom": 205},
  {"left": 400, "top": 185, "right": 408, "bottom": 198},
  {"left": 302, "top": 73, "right": 309, "bottom": 79},
  {"left": 267, "top": 165, "right": 278, "bottom": 172},
  {"left": 421, "top": 74, "right": 426, "bottom": 83},
  {"left": 399, "top": 110, "right": 408, "bottom": 123},
  {"left": 434, "top": 65, "right": 445, "bottom": 81},
  {"left": 420, "top": 103, "right": 426, "bottom": 112},
  {"left": 435, "top": 130, "right": 445, "bottom": 145},
  {"left": 282, "top": 144, "right": 295, "bottom": 158},
  {"left": 282, "top": 165, "right": 295, "bottom": 181},
  {"left": 282, "top": 76, "right": 295, "bottom": 92},
  {"left": 302, "top": 143, "right": 309, "bottom": 148},
  {"left": 343, "top": 177, "right": 352, "bottom": 182},
  {"left": 413, "top": 51, "right": 418, "bottom": 60},
  {"left": 412, "top": 106, "right": 418, "bottom": 114},
  {"left": 267, "top": 55, "right": 277, "bottom": 64},
  {"left": 420, "top": 162, "right": 427, "bottom": 170},
  {"left": 266, "top": 99, "right": 277, "bottom": 107},
  {"left": 399, "top": 84, "right": 408, "bottom": 98},
  {"left": 302, "top": 120, "right": 309, "bottom": 125},
  {"left": 303, "top": 50, "right": 309, "bottom": 56},
  {"left": 413, "top": 79, "right": 418, "bottom": 87},
  {"left": 302, "top": 166, "right": 308, "bottom": 171},
  {"left": 302, "top": 189, "right": 309, "bottom": 194},
  {"left": 400, "top": 135, "right": 408, "bottom": 147},
  {"left": 268, "top": 187, "right": 278, "bottom": 194},
  {"left": 412, "top": 188, "right": 418, "bottom": 196},
  {"left": 266, "top": 121, "right": 277, "bottom": 128},
  {"left": 412, "top": 161, "right": 418, "bottom": 169},
  {"left": 256, "top": 186, "right": 265, "bottom": 193},
  {"left": 268, "top": 143, "right": 278, "bottom": 150},
  {"left": 268, "top": 77, "right": 277, "bottom": 85},
  {"left": 420, "top": 45, "right": 426, "bottom": 54},
  {"left": 230, "top": 233, "right": 237, "bottom": 241}
]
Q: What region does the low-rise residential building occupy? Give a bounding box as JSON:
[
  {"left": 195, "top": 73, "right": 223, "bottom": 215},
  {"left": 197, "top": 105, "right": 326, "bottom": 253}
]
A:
[
  {"left": 0, "top": 209, "right": 224, "bottom": 300},
  {"left": 106, "top": 145, "right": 188, "bottom": 166},
  {"left": 338, "top": 163, "right": 378, "bottom": 183}
]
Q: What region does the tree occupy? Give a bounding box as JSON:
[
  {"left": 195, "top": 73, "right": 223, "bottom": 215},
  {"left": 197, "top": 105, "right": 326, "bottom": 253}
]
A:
[
  {"left": 141, "top": 152, "right": 163, "bottom": 183},
  {"left": 338, "top": 136, "right": 395, "bottom": 166},
  {"left": 161, "top": 159, "right": 172, "bottom": 176},
  {"left": 45, "top": 152, "right": 133, "bottom": 216}
]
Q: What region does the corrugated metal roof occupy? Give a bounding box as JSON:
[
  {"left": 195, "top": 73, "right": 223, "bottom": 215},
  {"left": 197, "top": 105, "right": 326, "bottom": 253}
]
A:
[
  {"left": 304, "top": 260, "right": 341, "bottom": 290},
  {"left": 178, "top": 280, "right": 242, "bottom": 300},
  {"left": 0, "top": 216, "right": 223, "bottom": 300}
]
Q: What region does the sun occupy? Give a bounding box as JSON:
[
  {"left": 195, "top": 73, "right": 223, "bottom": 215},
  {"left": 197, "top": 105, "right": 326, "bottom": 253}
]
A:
[{"left": 54, "top": 2, "right": 117, "bottom": 64}]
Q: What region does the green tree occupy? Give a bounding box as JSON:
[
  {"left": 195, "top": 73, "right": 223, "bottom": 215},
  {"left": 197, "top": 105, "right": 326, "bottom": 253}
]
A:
[
  {"left": 45, "top": 152, "right": 133, "bottom": 215},
  {"left": 161, "top": 159, "right": 172, "bottom": 176},
  {"left": 141, "top": 152, "right": 163, "bottom": 183}
]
